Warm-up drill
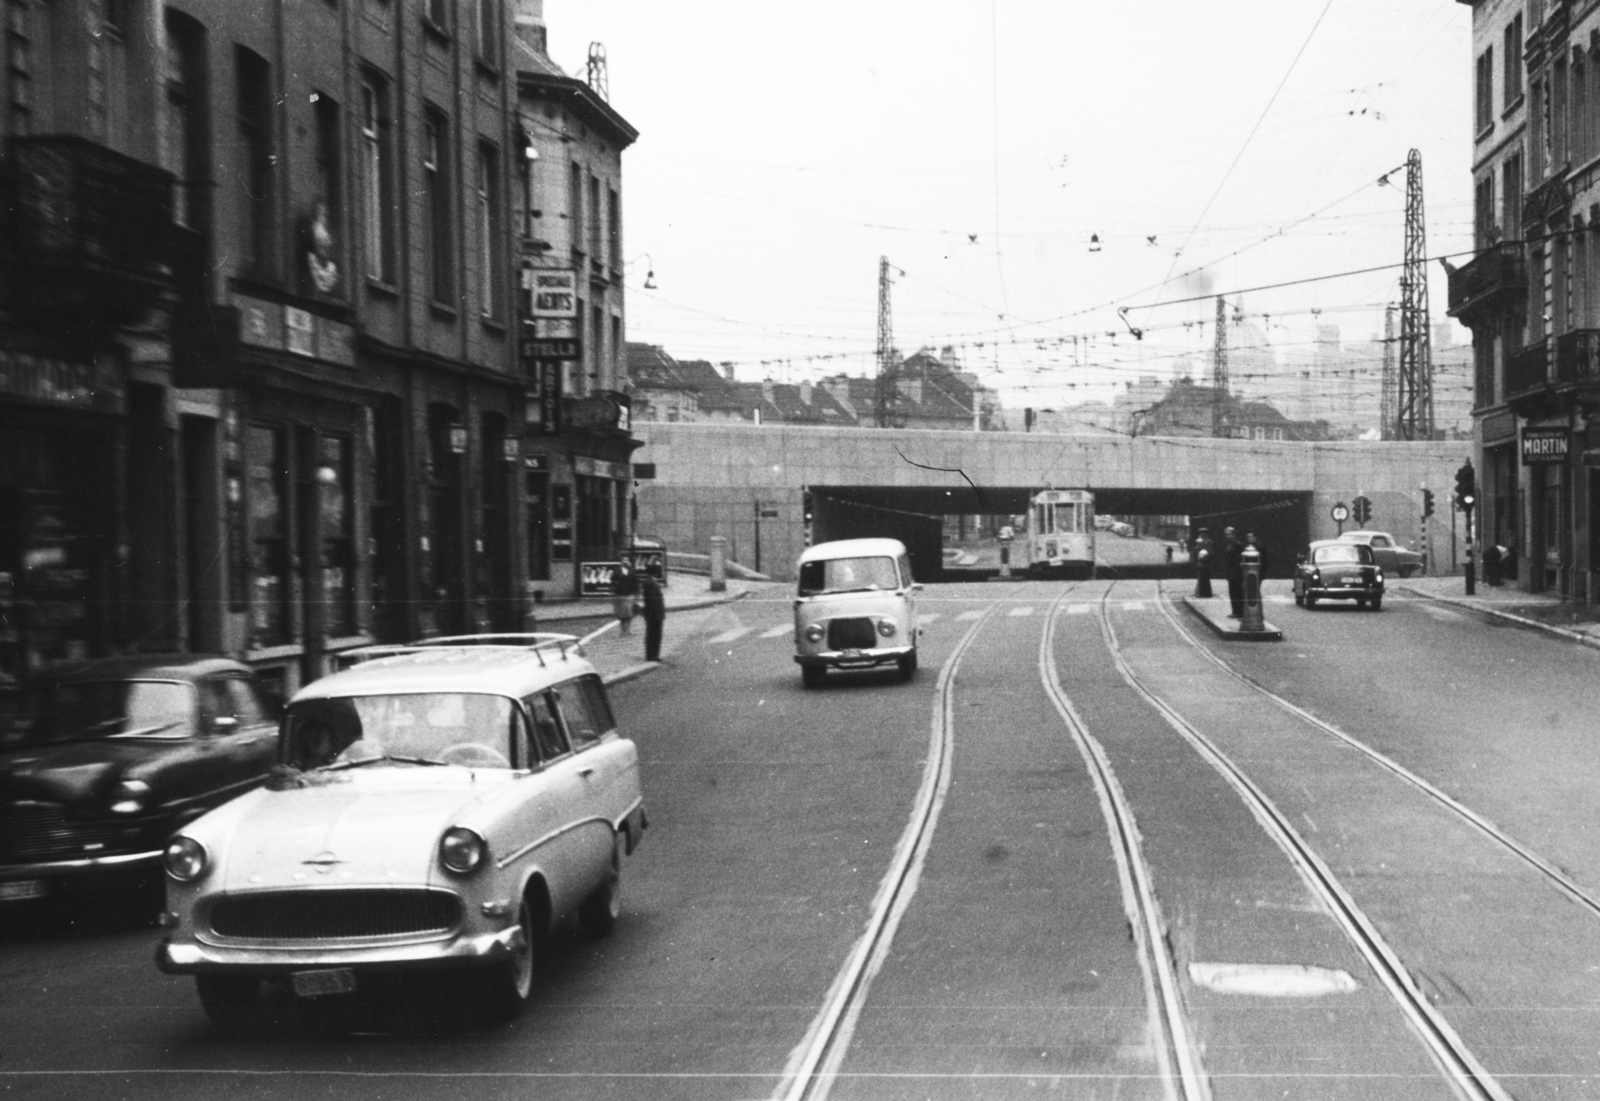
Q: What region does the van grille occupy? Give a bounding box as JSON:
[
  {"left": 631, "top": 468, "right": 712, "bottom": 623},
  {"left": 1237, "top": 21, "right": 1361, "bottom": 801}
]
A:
[
  {"left": 209, "top": 889, "right": 461, "bottom": 940},
  {"left": 827, "top": 618, "right": 878, "bottom": 650}
]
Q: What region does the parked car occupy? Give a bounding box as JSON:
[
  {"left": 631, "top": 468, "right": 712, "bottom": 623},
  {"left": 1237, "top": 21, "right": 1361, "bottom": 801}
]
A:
[
  {"left": 0, "top": 656, "right": 278, "bottom": 911},
  {"left": 794, "top": 538, "right": 921, "bottom": 687},
  {"left": 1110, "top": 521, "right": 1135, "bottom": 538},
  {"left": 1294, "top": 539, "right": 1385, "bottom": 610},
  {"left": 1337, "top": 530, "right": 1423, "bottom": 577},
  {"left": 155, "top": 634, "right": 646, "bottom": 1027}
]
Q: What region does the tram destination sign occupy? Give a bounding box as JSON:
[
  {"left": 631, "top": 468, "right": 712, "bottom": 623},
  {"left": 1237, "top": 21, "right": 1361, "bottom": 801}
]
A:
[{"left": 1521, "top": 426, "right": 1569, "bottom": 465}]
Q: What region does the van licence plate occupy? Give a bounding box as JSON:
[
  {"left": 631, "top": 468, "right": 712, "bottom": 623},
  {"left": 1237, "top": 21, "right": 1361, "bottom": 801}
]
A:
[{"left": 291, "top": 968, "right": 357, "bottom": 998}]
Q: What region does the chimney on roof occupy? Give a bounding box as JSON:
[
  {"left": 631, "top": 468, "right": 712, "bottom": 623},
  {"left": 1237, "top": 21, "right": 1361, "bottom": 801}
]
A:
[
  {"left": 513, "top": 0, "right": 549, "bottom": 55},
  {"left": 721, "top": 361, "right": 736, "bottom": 381},
  {"left": 799, "top": 378, "right": 813, "bottom": 405},
  {"left": 761, "top": 380, "right": 776, "bottom": 406},
  {"left": 940, "top": 345, "right": 957, "bottom": 367}
]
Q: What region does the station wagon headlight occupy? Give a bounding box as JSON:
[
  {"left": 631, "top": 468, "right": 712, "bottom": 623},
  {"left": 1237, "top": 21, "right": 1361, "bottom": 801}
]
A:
[
  {"left": 110, "top": 779, "right": 150, "bottom": 815},
  {"left": 440, "top": 826, "right": 487, "bottom": 875},
  {"left": 164, "top": 836, "right": 209, "bottom": 882},
  {"left": 877, "top": 620, "right": 896, "bottom": 638},
  {"left": 803, "top": 624, "right": 825, "bottom": 643}
]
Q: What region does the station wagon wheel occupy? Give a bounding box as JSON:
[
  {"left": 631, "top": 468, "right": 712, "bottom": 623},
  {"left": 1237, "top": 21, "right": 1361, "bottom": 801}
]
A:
[
  {"left": 580, "top": 833, "right": 624, "bottom": 938},
  {"left": 801, "top": 664, "right": 826, "bottom": 688},
  {"left": 483, "top": 898, "right": 536, "bottom": 1018},
  {"left": 195, "top": 974, "right": 260, "bottom": 1030}
]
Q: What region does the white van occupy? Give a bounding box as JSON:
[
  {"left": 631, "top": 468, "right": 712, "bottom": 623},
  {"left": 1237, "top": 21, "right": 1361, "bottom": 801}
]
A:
[{"left": 793, "top": 538, "right": 921, "bottom": 687}]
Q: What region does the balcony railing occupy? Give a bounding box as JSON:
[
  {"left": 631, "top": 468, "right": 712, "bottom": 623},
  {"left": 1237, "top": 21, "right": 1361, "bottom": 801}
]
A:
[
  {"left": 1445, "top": 243, "right": 1527, "bottom": 320},
  {"left": 4, "top": 134, "right": 175, "bottom": 339},
  {"left": 1505, "top": 340, "right": 1550, "bottom": 398},
  {"left": 1555, "top": 328, "right": 1600, "bottom": 385}
]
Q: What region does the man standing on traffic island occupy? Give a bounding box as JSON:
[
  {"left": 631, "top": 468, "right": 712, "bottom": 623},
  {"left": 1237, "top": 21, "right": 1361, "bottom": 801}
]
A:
[
  {"left": 640, "top": 572, "right": 666, "bottom": 662},
  {"left": 1224, "top": 526, "right": 1245, "bottom": 618}
]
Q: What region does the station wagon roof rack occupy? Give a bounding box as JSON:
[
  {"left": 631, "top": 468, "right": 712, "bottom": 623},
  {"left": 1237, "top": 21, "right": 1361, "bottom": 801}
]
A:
[{"left": 338, "top": 633, "right": 584, "bottom": 670}]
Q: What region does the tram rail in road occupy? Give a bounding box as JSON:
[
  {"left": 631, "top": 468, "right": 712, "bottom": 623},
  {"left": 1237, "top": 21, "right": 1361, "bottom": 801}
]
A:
[{"left": 1099, "top": 582, "right": 1513, "bottom": 1101}]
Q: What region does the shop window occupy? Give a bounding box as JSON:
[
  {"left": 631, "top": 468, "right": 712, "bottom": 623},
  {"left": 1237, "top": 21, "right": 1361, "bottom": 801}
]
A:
[
  {"left": 313, "top": 434, "right": 355, "bottom": 637},
  {"left": 246, "top": 425, "right": 290, "bottom": 646},
  {"left": 525, "top": 470, "right": 550, "bottom": 581},
  {"left": 550, "top": 483, "right": 572, "bottom": 563}
]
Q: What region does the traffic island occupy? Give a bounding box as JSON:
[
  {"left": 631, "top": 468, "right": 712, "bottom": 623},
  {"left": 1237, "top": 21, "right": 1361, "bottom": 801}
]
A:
[{"left": 1180, "top": 596, "right": 1283, "bottom": 641}]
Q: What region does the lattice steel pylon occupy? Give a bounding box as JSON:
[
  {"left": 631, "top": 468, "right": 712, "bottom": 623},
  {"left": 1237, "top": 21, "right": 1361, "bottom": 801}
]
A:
[
  {"left": 875, "top": 256, "right": 897, "bottom": 427},
  {"left": 1380, "top": 303, "right": 1397, "bottom": 439},
  {"left": 1397, "top": 149, "right": 1435, "bottom": 440},
  {"left": 1212, "top": 294, "right": 1229, "bottom": 437}
]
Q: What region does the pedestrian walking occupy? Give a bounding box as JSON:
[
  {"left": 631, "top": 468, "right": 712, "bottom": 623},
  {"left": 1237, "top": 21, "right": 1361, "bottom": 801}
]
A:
[
  {"left": 1192, "top": 527, "right": 1214, "bottom": 598},
  {"left": 1224, "top": 526, "right": 1245, "bottom": 618},
  {"left": 640, "top": 572, "right": 666, "bottom": 662},
  {"left": 1484, "top": 542, "right": 1503, "bottom": 586},
  {"left": 611, "top": 561, "right": 637, "bottom": 636}
]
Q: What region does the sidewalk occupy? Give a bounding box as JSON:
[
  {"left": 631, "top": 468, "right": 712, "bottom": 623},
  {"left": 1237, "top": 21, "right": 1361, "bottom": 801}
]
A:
[
  {"left": 1179, "top": 593, "right": 1283, "bottom": 641},
  {"left": 1396, "top": 574, "right": 1600, "bottom": 651},
  {"left": 530, "top": 572, "right": 758, "bottom": 685}
]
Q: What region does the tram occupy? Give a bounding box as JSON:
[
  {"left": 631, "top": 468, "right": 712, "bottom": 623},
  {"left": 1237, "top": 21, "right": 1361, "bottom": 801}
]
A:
[{"left": 1026, "top": 488, "right": 1096, "bottom": 578}]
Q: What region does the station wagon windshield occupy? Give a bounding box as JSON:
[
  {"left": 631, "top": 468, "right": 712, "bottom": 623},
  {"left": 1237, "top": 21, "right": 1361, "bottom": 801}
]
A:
[
  {"left": 799, "top": 556, "right": 900, "bottom": 596},
  {"left": 285, "top": 693, "right": 517, "bottom": 770}
]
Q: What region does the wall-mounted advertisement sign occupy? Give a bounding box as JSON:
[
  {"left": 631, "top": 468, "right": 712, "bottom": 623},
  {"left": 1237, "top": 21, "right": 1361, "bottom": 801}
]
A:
[
  {"left": 529, "top": 269, "right": 578, "bottom": 318},
  {"left": 1521, "top": 426, "right": 1569, "bottom": 465}
]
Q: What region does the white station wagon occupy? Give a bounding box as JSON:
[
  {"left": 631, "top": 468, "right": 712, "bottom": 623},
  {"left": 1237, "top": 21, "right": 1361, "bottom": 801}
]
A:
[
  {"left": 793, "top": 538, "right": 922, "bottom": 687},
  {"left": 154, "top": 635, "right": 646, "bottom": 1026}
]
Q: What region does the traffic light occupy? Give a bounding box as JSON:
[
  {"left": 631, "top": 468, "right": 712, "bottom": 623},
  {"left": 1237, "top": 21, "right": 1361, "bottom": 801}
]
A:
[
  {"left": 1454, "top": 462, "right": 1476, "bottom": 511},
  {"left": 802, "top": 489, "right": 815, "bottom": 546},
  {"left": 1352, "top": 494, "right": 1371, "bottom": 525},
  {"left": 1421, "top": 488, "right": 1435, "bottom": 519}
]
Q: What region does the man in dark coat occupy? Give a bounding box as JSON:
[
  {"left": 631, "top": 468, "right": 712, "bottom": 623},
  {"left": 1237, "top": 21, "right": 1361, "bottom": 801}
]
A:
[
  {"left": 640, "top": 573, "right": 666, "bottom": 662},
  {"left": 1224, "top": 526, "right": 1245, "bottom": 618}
]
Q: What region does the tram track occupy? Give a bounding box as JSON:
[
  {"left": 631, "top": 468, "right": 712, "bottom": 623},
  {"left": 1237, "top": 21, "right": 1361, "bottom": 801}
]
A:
[
  {"left": 1152, "top": 584, "right": 1600, "bottom": 924},
  {"left": 1097, "top": 581, "right": 1512, "bottom": 1101},
  {"left": 773, "top": 606, "right": 996, "bottom": 1101},
  {"left": 1038, "top": 583, "right": 1211, "bottom": 1101}
]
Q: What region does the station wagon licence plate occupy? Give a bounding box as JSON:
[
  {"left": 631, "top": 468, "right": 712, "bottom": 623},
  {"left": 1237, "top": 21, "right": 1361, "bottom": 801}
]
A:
[
  {"left": 291, "top": 967, "right": 357, "bottom": 999},
  {"left": 0, "top": 880, "right": 46, "bottom": 902}
]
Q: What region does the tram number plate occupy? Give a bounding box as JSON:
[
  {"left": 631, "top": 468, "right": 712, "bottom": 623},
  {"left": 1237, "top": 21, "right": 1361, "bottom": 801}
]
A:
[
  {"left": 0, "top": 880, "right": 46, "bottom": 902},
  {"left": 291, "top": 968, "right": 357, "bottom": 999}
]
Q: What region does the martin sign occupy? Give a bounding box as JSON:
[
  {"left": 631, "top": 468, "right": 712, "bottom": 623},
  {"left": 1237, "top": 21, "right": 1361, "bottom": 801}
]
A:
[{"left": 1521, "top": 426, "right": 1569, "bottom": 465}]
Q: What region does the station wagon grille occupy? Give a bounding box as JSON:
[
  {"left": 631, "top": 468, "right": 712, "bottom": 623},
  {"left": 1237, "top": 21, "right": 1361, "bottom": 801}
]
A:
[
  {"left": 827, "top": 617, "right": 878, "bottom": 650},
  {"left": 0, "top": 803, "right": 127, "bottom": 860},
  {"left": 209, "top": 890, "right": 462, "bottom": 940}
]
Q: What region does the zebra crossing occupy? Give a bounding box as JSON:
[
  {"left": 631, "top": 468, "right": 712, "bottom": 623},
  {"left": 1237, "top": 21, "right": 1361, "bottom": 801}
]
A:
[{"left": 690, "top": 599, "right": 1169, "bottom": 647}]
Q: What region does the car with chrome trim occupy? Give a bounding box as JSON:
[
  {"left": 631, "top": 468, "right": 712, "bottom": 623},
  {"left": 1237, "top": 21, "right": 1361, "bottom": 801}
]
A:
[
  {"left": 793, "top": 538, "right": 921, "bottom": 687},
  {"left": 0, "top": 655, "right": 278, "bottom": 913},
  {"left": 154, "top": 634, "right": 646, "bottom": 1026},
  {"left": 1294, "top": 539, "right": 1385, "bottom": 610},
  {"left": 1336, "top": 530, "right": 1423, "bottom": 578}
]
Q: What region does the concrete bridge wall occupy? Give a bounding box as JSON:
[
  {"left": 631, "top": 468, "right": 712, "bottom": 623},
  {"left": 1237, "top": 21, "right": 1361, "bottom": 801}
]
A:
[{"left": 632, "top": 423, "right": 1471, "bottom": 581}]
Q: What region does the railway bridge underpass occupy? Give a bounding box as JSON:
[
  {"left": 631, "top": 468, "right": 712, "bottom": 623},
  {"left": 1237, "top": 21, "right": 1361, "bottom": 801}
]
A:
[{"left": 630, "top": 424, "right": 1469, "bottom": 583}]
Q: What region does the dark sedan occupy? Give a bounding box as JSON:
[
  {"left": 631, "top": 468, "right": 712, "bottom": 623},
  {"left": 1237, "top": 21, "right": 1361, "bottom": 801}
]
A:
[
  {"left": 0, "top": 656, "right": 278, "bottom": 912},
  {"left": 1293, "top": 540, "right": 1385, "bottom": 610}
]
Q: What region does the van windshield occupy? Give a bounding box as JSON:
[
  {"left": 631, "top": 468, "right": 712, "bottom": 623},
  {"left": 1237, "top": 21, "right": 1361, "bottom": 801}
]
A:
[{"left": 798, "top": 556, "right": 900, "bottom": 596}]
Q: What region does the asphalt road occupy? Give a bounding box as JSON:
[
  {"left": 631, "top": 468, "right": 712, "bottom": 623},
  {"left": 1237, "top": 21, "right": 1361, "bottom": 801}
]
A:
[{"left": 2, "top": 580, "right": 1597, "bottom": 1099}]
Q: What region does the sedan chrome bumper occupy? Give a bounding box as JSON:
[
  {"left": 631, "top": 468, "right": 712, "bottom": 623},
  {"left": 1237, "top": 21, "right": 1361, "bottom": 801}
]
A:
[
  {"left": 0, "top": 849, "right": 161, "bottom": 879},
  {"left": 155, "top": 923, "right": 524, "bottom": 975}
]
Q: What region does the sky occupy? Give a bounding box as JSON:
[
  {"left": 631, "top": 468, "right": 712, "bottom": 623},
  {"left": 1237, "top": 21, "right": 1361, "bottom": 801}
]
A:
[{"left": 545, "top": 1, "right": 1475, "bottom": 412}]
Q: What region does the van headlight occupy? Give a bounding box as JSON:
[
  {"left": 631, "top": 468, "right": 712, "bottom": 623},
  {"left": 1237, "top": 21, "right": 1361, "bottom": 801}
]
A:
[
  {"left": 877, "top": 620, "right": 896, "bottom": 638},
  {"left": 803, "top": 624, "right": 825, "bottom": 643},
  {"left": 164, "top": 836, "right": 209, "bottom": 882},
  {"left": 440, "top": 827, "right": 487, "bottom": 875}
]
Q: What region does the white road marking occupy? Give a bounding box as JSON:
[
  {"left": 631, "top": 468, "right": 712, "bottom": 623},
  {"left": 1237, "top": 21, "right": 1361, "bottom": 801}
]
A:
[
  {"left": 1066, "top": 604, "right": 1093, "bottom": 615},
  {"left": 1188, "top": 962, "right": 1358, "bottom": 997},
  {"left": 760, "top": 625, "right": 792, "bottom": 639},
  {"left": 1006, "top": 606, "right": 1034, "bottom": 617},
  {"left": 956, "top": 609, "right": 985, "bottom": 621},
  {"left": 1121, "top": 601, "right": 1146, "bottom": 611},
  {"left": 707, "top": 626, "right": 751, "bottom": 643},
  {"left": 916, "top": 613, "right": 942, "bottom": 626}
]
